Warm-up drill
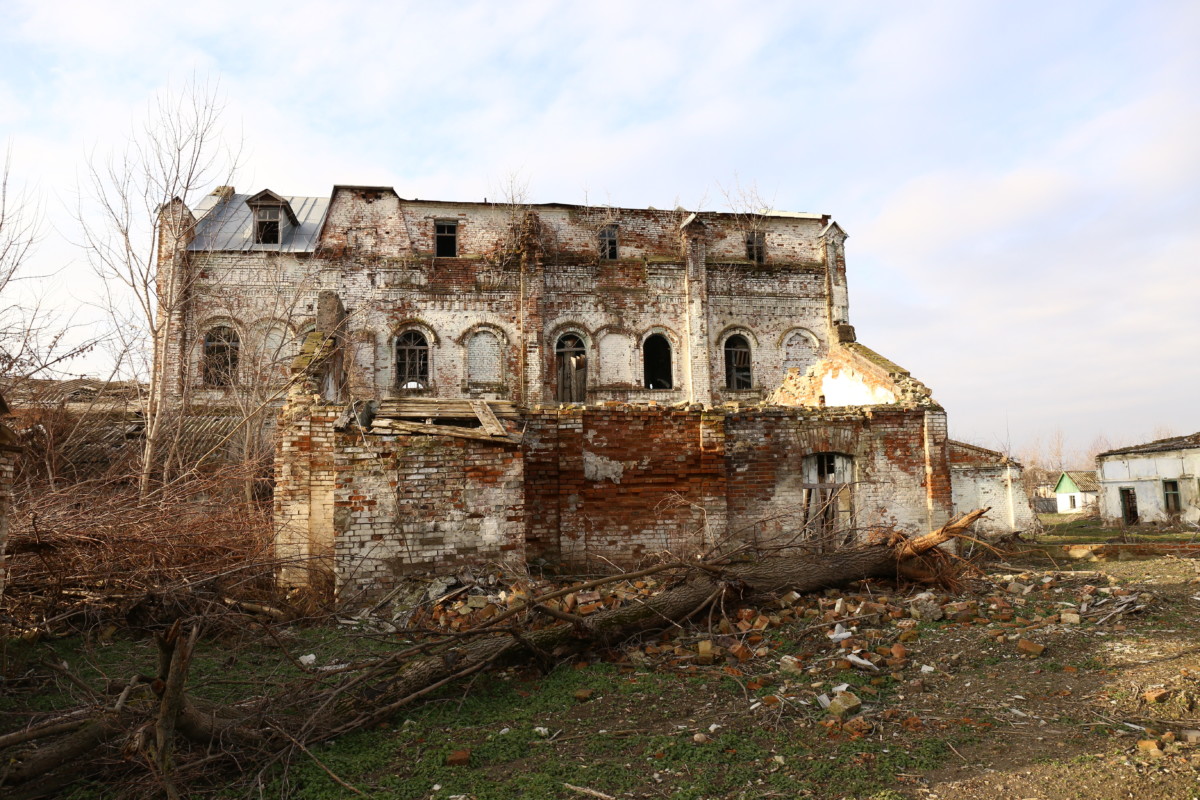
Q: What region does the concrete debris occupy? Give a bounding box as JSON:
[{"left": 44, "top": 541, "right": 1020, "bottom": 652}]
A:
[{"left": 825, "top": 692, "right": 862, "bottom": 718}]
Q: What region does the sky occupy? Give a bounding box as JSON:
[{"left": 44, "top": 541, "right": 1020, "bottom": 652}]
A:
[{"left": 0, "top": 0, "right": 1197, "bottom": 462}]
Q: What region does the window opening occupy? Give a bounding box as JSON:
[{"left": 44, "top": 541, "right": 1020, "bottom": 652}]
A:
[
  {"left": 1164, "top": 480, "right": 1182, "bottom": 515},
  {"left": 202, "top": 326, "right": 239, "bottom": 386},
  {"left": 724, "top": 334, "right": 752, "bottom": 390},
  {"left": 801, "top": 452, "right": 854, "bottom": 549},
  {"left": 643, "top": 334, "right": 672, "bottom": 389},
  {"left": 599, "top": 225, "right": 618, "bottom": 260},
  {"left": 395, "top": 330, "right": 430, "bottom": 390},
  {"left": 1069, "top": 495, "right": 1077, "bottom": 510},
  {"left": 254, "top": 206, "right": 281, "bottom": 244},
  {"left": 555, "top": 334, "right": 587, "bottom": 403},
  {"left": 745, "top": 230, "right": 765, "bottom": 264},
  {"left": 435, "top": 222, "right": 458, "bottom": 257}
]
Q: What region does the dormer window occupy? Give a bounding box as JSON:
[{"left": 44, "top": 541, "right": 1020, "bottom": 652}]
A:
[
  {"left": 255, "top": 206, "right": 281, "bottom": 244},
  {"left": 245, "top": 189, "right": 298, "bottom": 247}
]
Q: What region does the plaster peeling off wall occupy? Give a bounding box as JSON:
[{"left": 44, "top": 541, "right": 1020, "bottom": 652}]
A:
[
  {"left": 583, "top": 449, "right": 624, "bottom": 484},
  {"left": 819, "top": 369, "right": 897, "bottom": 406}
]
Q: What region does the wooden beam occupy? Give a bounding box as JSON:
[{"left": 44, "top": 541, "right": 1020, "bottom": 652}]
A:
[
  {"left": 470, "top": 400, "right": 508, "bottom": 437},
  {"left": 370, "top": 419, "right": 520, "bottom": 445}
]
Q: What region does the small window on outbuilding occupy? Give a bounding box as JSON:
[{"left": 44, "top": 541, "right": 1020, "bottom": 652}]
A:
[
  {"left": 1164, "top": 480, "right": 1182, "bottom": 515},
  {"left": 395, "top": 330, "right": 430, "bottom": 390},
  {"left": 435, "top": 222, "right": 458, "bottom": 257},
  {"left": 643, "top": 334, "right": 672, "bottom": 389},
  {"left": 746, "top": 230, "right": 765, "bottom": 264},
  {"left": 202, "top": 326, "right": 239, "bottom": 386},
  {"left": 724, "top": 334, "right": 752, "bottom": 390},
  {"left": 599, "top": 225, "right": 618, "bottom": 260}
]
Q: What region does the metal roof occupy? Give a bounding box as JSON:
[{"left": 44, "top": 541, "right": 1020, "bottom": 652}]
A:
[{"left": 189, "top": 191, "right": 329, "bottom": 253}]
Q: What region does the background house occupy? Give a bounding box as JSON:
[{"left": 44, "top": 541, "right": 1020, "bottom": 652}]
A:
[
  {"left": 1097, "top": 433, "right": 1200, "bottom": 525},
  {"left": 1053, "top": 470, "right": 1098, "bottom": 514}
]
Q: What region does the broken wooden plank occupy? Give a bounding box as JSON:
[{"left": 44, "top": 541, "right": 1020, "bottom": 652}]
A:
[
  {"left": 469, "top": 400, "right": 508, "bottom": 437},
  {"left": 370, "top": 419, "right": 520, "bottom": 445},
  {"left": 374, "top": 398, "right": 519, "bottom": 419}
]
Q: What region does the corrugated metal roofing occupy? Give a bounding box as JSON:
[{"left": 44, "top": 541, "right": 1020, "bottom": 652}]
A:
[{"left": 189, "top": 192, "right": 329, "bottom": 253}]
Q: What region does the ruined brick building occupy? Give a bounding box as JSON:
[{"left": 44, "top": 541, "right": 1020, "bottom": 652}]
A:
[{"left": 155, "top": 186, "right": 1034, "bottom": 594}]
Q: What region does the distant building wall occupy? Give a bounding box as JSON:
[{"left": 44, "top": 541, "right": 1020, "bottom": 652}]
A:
[{"left": 1098, "top": 448, "right": 1200, "bottom": 525}]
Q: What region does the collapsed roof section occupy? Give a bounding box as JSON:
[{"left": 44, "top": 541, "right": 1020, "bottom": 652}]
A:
[{"left": 766, "top": 340, "right": 937, "bottom": 411}]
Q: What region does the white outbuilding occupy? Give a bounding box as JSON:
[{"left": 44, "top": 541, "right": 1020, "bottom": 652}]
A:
[
  {"left": 1053, "top": 470, "right": 1098, "bottom": 514},
  {"left": 1096, "top": 433, "right": 1200, "bottom": 526}
]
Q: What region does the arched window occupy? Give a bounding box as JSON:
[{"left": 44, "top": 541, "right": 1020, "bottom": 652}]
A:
[
  {"left": 724, "top": 334, "right": 752, "bottom": 390},
  {"left": 395, "top": 330, "right": 430, "bottom": 390},
  {"left": 782, "top": 330, "right": 819, "bottom": 375},
  {"left": 802, "top": 452, "right": 855, "bottom": 548},
  {"left": 202, "top": 326, "right": 239, "bottom": 386},
  {"left": 643, "top": 334, "right": 672, "bottom": 389},
  {"left": 467, "top": 330, "right": 502, "bottom": 385},
  {"left": 555, "top": 334, "right": 587, "bottom": 403}
]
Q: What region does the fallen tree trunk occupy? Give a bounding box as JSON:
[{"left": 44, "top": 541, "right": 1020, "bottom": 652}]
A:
[{"left": 2, "top": 509, "right": 987, "bottom": 796}]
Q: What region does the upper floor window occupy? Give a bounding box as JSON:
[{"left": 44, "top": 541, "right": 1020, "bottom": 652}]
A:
[
  {"left": 245, "top": 189, "right": 297, "bottom": 246},
  {"left": 745, "top": 230, "right": 765, "bottom": 264},
  {"left": 724, "top": 334, "right": 752, "bottom": 390},
  {"left": 202, "top": 326, "right": 239, "bottom": 386},
  {"left": 396, "top": 330, "right": 430, "bottom": 390},
  {"left": 255, "top": 206, "right": 281, "bottom": 244},
  {"left": 435, "top": 221, "right": 458, "bottom": 257},
  {"left": 643, "top": 334, "right": 672, "bottom": 389},
  {"left": 599, "top": 225, "right": 618, "bottom": 260}
]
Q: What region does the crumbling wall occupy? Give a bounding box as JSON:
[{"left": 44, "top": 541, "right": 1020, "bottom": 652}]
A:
[
  {"left": 947, "top": 441, "right": 1036, "bottom": 534},
  {"left": 521, "top": 405, "right": 952, "bottom": 568},
  {"left": 334, "top": 435, "right": 524, "bottom": 598},
  {"left": 768, "top": 342, "right": 934, "bottom": 409},
  {"left": 523, "top": 407, "right": 728, "bottom": 565},
  {"left": 273, "top": 401, "right": 341, "bottom": 588}
]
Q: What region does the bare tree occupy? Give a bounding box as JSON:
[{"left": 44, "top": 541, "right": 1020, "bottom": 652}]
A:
[{"left": 81, "top": 80, "right": 239, "bottom": 496}]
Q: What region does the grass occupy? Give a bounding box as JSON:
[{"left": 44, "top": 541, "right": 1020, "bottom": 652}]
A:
[{"left": 1035, "top": 514, "right": 1198, "bottom": 544}]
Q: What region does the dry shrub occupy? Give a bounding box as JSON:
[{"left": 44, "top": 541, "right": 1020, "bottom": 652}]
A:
[{"left": 3, "top": 465, "right": 281, "bottom": 634}]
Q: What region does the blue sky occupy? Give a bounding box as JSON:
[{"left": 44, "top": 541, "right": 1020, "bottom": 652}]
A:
[{"left": 1, "top": 0, "right": 1197, "bottom": 462}]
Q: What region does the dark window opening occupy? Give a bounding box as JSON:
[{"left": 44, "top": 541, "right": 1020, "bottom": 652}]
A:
[
  {"left": 395, "top": 330, "right": 430, "bottom": 390},
  {"left": 255, "top": 206, "right": 281, "bottom": 244},
  {"left": 202, "top": 326, "right": 239, "bottom": 386},
  {"left": 435, "top": 222, "right": 458, "bottom": 257},
  {"left": 1069, "top": 495, "right": 1077, "bottom": 509},
  {"left": 746, "top": 230, "right": 765, "bottom": 264},
  {"left": 599, "top": 225, "right": 618, "bottom": 260},
  {"left": 724, "top": 334, "right": 752, "bottom": 390},
  {"left": 555, "top": 334, "right": 587, "bottom": 403},
  {"left": 802, "top": 452, "right": 854, "bottom": 550},
  {"left": 1164, "top": 480, "right": 1182, "bottom": 515},
  {"left": 1120, "top": 487, "right": 1139, "bottom": 526},
  {"left": 643, "top": 334, "right": 672, "bottom": 389}
]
